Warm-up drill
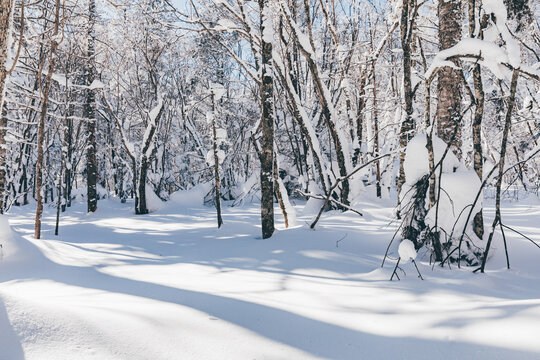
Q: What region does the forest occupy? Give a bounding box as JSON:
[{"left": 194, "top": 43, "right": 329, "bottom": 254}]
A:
[{"left": 0, "top": 0, "right": 539, "bottom": 358}]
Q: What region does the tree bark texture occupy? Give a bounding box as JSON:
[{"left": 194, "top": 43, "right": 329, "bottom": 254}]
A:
[
  {"left": 211, "top": 93, "right": 223, "bottom": 228},
  {"left": 0, "top": 0, "right": 14, "bottom": 214},
  {"left": 86, "top": 0, "right": 98, "bottom": 213},
  {"left": 469, "top": 0, "right": 485, "bottom": 239},
  {"left": 35, "top": 0, "right": 61, "bottom": 239},
  {"left": 397, "top": 0, "right": 415, "bottom": 199},
  {"left": 259, "top": 0, "right": 274, "bottom": 239},
  {"left": 437, "top": 0, "right": 462, "bottom": 158}
]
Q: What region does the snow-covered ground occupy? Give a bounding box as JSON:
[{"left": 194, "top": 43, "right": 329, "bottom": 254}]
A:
[{"left": 1, "top": 194, "right": 540, "bottom": 359}]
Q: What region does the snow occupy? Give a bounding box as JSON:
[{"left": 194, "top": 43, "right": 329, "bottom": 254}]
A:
[
  {"left": 215, "top": 19, "right": 236, "bottom": 32},
  {"left": 401, "top": 134, "right": 484, "bottom": 258},
  {"left": 0, "top": 197, "right": 540, "bottom": 359},
  {"left": 145, "top": 184, "right": 164, "bottom": 213},
  {"left": 482, "top": 0, "right": 520, "bottom": 67},
  {"left": 398, "top": 239, "right": 417, "bottom": 261},
  {"left": 205, "top": 149, "right": 225, "bottom": 166},
  {"left": 0, "top": 215, "right": 16, "bottom": 260},
  {"left": 215, "top": 128, "right": 227, "bottom": 142},
  {"left": 51, "top": 73, "right": 73, "bottom": 87},
  {"left": 210, "top": 83, "right": 226, "bottom": 101},
  {"left": 261, "top": 4, "right": 275, "bottom": 44},
  {"left": 301, "top": 196, "right": 325, "bottom": 216},
  {"left": 425, "top": 0, "right": 524, "bottom": 81},
  {"left": 276, "top": 176, "right": 297, "bottom": 227},
  {"left": 89, "top": 79, "right": 105, "bottom": 90},
  {"left": 425, "top": 38, "right": 512, "bottom": 80},
  {"left": 169, "top": 183, "right": 212, "bottom": 207},
  {"left": 148, "top": 97, "right": 164, "bottom": 124},
  {"left": 425, "top": 169, "right": 483, "bottom": 237},
  {"left": 403, "top": 134, "right": 460, "bottom": 184}
]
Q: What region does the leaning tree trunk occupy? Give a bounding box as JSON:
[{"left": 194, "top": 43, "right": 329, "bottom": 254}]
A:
[
  {"left": 437, "top": 0, "right": 462, "bottom": 158},
  {"left": 259, "top": 0, "right": 274, "bottom": 239},
  {"left": 85, "top": 0, "right": 98, "bottom": 213},
  {"left": 35, "top": 0, "right": 61, "bottom": 239},
  {"left": 0, "top": 0, "right": 15, "bottom": 214}
]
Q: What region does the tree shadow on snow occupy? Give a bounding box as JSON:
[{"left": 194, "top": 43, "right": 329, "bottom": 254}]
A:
[
  {"left": 1, "top": 226, "right": 540, "bottom": 359},
  {"left": 0, "top": 297, "right": 25, "bottom": 360}
]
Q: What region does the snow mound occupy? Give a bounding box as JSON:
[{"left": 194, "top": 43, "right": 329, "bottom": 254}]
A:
[
  {"left": 302, "top": 197, "right": 325, "bottom": 216},
  {"left": 398, "top": 239, "right": 417, "bottom": 261},
  {"left": 169, "top": 183, "right": 212, "bottom": 207},
  {"left": 0, "top": 215, "right": 16, "bottom": 261},
  {"left": 145, "top": 184, "right": 164, "bottom": 213}
]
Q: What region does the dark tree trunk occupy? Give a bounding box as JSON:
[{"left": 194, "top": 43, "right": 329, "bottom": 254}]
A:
[
  {"left": 137, "top": 160, "right": 148, "bottom": 215},
  {"left": 63, "top": 116, "right": 73, "bottom": 211},
  {"left": 259, "top": 0, "right": 274, "bottom": 239},
  {"left": 86, "top": 0, "right": 98, "bottom": 213}
]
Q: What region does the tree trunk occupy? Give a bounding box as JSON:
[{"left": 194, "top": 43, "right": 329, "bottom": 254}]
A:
[
  {"left": 0, "top": 0, "right": 15, "bottom": 214},
  {"left": 63, "top": 116, "right": 73, "bottom": 211},
  {"left": 259, "top": 0, "right": 275, "bottom": 239},
  {"left": 211, "top": 93, "right": 223, "bottom": 228},
  {"left": 35, "top": 0, "right": 61, "bottom": 239},
  {"left": 437, "top": 0, "right": 462, "bottom": 158},
  {"left": 397, "top": 0, "right": 415, "bottom": 200},
  {"left": 137, "top": 159, "right": 148, "bottom": 215},
  {"left": 55, "top": 148, "right": 64, "bottom": 236},
  {"left": 371, "top": 63, "right": 381, "bottom": 198},
  {"left": 86, "top": 0, "right": 98, "bottom": 213},
  {"left": 273, "top": 151, "right": 292, "bottom": 228},
  {"left": 135, "top": 99, "right": 163, "bottom": 215},
  {"left": 352, "top": 75, "right": 366, "bottom": 167},
  {"left": 0, "top": 109, "right": 6, "bottom": 213},
  {"left": 469, "top": 0, "right": 485, "bottom": 240}
]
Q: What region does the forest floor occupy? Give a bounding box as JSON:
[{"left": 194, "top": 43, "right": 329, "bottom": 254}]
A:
[{"left": 1, "top": 191, "right": 540, "bottom": 359}]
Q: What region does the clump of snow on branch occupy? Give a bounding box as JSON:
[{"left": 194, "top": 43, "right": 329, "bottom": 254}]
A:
[
  {"left": 425, "top": 0, "right": 531, "bottom": 81},
  {"left": 398, "top": 239, "right": 417, "bottom": 261}
]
